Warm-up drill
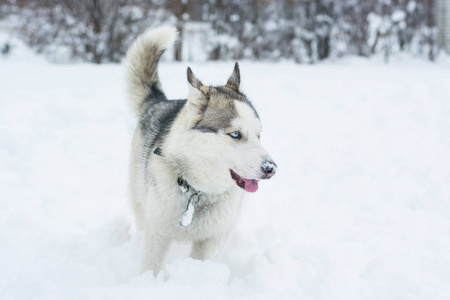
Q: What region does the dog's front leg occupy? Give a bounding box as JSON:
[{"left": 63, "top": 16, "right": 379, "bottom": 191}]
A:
[
  {"left": 190, "top": 236, "right": 224, "bottom": 261},
  {"left": 141, "top": 230, "right": 171, "bottom": 276}
]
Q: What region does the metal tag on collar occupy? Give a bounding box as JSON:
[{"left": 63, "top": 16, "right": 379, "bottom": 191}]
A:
[{"left": 179, "top": 192, "right": 202, "bottom": 227}]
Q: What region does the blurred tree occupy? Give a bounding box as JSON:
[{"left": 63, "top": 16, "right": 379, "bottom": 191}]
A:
[
  {"left": 12, "top": 0, "right": 172, "bottom": 63},
  {"left": 426, "top": 0, "right": 436, "bottom": 61},
  {"left": 166, "top": 0, "right": 189, "bottom": 61},
  {"left": 1, "top": 0, "right": 439, "bottom": 63}
]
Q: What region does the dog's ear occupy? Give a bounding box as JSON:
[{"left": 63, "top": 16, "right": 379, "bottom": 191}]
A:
[
  {"left": 187, "top": 67, "right": 209, "bottom": 115},
  {"left": 226, "top": 62, "right": 241, "bottom": 92},
  {"left": 187, "top": 67, "right": 209, "bottom": 95}
]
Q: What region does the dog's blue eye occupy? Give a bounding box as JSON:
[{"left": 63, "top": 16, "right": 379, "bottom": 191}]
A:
[{"left": 229, "top": 131, "right": 241, "bottom": 139}]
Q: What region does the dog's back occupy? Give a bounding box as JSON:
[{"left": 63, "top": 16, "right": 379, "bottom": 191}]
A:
[
  {"left": 126, "top": 26, "right": 186, "bottom": 149},
  {"left": 126, "top": 27, "right": 182, "bottom": 232}
]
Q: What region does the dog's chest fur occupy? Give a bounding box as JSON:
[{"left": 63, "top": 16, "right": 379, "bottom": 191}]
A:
[{"left": 144, "top": 154, "right": 244, "bottom": 241}]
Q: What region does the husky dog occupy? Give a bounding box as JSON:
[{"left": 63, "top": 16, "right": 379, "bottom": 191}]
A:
[{"left": 126, "top": 26, "right": 277, "bottom": 275}]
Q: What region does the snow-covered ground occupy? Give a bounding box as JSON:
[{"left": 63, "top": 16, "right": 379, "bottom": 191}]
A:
[{"left": 1, "top": 50, "right": 450, "bottom": 299}]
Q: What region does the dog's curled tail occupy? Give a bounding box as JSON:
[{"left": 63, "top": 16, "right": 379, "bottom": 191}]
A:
[{"left": 126, "top": 26, "right": 177, "bottom": 117}]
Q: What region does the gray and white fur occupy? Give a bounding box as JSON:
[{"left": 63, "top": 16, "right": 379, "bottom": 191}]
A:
[{"left": 126, "top": 26, "right": 277, "bottom": 275}]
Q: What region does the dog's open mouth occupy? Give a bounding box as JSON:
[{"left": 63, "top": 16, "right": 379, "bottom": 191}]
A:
[{"left": 230, "top": 169, "right": 259, "bottom": 193}]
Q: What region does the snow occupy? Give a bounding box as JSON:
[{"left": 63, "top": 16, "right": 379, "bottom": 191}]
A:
[
  {"left": 407, "top": 1, "right": 417, "bottom": 13},
  {"left": 261, "top": 161, "right": 277, "bottom": 173},
  {"left": 391, "top": 10, "right": 406, "bottom": 23},
  {"left": 0, "top": 31, "right": 45, "bottom": 63},
  {"left": 1, "top": 52, "right": 450, "bottom": 299}
]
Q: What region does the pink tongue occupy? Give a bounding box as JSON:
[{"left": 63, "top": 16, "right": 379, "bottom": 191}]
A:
[{"left": 243, "top": 179, "right": 259, "bottom": 193}]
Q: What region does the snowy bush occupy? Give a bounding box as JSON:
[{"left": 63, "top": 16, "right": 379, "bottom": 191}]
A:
[
  {"left": 10, "top": 0, "right": 174, "bottom": 63},
  {"left": 0, "top": 0, "right": 440, "bottom": 63}
]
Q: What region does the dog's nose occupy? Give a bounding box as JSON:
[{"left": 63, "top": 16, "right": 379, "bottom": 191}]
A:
[{"left": 261, "top": 161, "right": 277, "bottom": 178}]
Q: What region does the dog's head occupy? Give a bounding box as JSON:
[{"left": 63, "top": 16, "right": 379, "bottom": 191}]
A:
[{"left": 166, "top": 63, "right": 277, "bottom": 194}]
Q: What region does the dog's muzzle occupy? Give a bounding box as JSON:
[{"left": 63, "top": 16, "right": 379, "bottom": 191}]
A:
[{"left": 230, "top": 160, "right": 277, "bottom": 193}]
